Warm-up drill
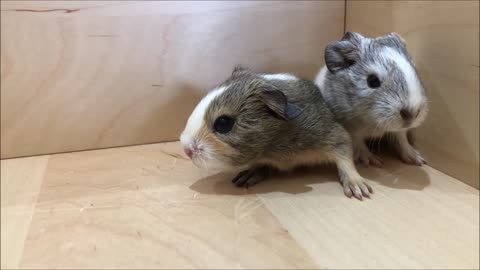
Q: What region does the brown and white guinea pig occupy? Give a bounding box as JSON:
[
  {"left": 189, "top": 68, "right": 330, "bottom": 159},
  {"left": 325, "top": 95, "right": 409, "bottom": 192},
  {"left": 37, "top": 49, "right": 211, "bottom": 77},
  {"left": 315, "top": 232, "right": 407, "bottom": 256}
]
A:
[
  {"left": 315, "top": 32, "right": 428, "bottom": 167},
  {"left": 180, "top": 66, "right": 373, "bottom": 200}
]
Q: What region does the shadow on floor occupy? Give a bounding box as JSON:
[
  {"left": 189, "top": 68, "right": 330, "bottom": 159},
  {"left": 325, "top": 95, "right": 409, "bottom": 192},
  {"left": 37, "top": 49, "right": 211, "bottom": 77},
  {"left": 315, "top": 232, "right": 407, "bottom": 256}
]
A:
[
  {"left": 190, "top": 165, "right": 336, "bottom": 196},
  {"left": 190, "top": 155, "right": 431, "bottom": 196}
]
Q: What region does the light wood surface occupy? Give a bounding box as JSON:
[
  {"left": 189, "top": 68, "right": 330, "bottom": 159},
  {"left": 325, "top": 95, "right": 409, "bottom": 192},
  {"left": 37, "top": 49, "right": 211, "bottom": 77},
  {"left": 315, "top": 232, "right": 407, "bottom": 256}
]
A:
[
  {"left": 345, "top": 0, "right": 479, "bottom": 188},
  {"left": 1, "top": 156, "right": 49, "bottom": 269},
  {"left": 0, "top": 0, "right": 344, "bottom": 158},
  {"left": 1, "top": 142, "right": 478, "bottom": 269}
]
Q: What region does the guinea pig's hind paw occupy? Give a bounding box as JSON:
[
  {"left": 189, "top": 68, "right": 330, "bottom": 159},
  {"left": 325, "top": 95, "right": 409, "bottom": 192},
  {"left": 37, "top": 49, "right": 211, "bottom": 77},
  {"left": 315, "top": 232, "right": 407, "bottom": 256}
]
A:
[
  {"left": 342, "top": 178, "right": 373, "bottom": 201},
  {"left": 231, "top": 167, "right": 270, "bottom": 188}
]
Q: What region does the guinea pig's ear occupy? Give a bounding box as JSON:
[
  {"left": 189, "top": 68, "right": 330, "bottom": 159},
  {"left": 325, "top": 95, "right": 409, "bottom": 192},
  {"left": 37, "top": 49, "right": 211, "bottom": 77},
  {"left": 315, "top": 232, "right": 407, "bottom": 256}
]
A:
[
  {"left": 231, "top": 65, "right": 250, "bottom": 77},
  {"left": 387, "top": 32, "right": 407, "bottom": 46},
  {"left": 325, "top": 32, "right": 362, "bottom": 73},
  {"left": 257, "top": 87, "right": 303, "bottom": 120},
  {"left": 341, "top": 32, "right": 364, "bottom": 43},
  {"left": 378, "top": 32, "right": 407, "bottom": 49}
]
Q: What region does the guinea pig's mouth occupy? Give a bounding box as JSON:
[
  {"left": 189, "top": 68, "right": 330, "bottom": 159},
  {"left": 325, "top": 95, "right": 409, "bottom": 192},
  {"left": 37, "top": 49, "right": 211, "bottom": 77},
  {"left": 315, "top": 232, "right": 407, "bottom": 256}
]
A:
[
  {"left": 387, "top": 120, "right": 417, "bottom": 132},
  {"left": 191, "top": 155, "right": 233, "bottom": 173},
  {"left": 373, "top": 117, "right": 411, "bottom": 133},
  {"left": 182, "top": 143, "right": 232, "bottom": 172},
  {"left": 382, "top": 120, "right": 422, "bottom": 133},
  {"left": 182, "top": 145, "right": 208, "bottom": 168},
  {"left": 402, "top": 119, "right": 415, "bottom": 129},
  {"left": 190, "top": 153, "right": 209, "bottom": 169},
  {"left": 403, "top": 109, "right": 428, "bottom": 129}
]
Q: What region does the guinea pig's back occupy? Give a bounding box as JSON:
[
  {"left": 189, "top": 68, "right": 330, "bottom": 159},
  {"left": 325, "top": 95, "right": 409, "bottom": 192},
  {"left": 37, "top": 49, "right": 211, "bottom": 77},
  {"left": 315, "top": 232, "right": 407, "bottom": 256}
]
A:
[
  {"left": 284, "top": 78, "right": 336, "bottom": 121},
  {"left": 277, "top": 78, "right": 349, "bottom": 146}
]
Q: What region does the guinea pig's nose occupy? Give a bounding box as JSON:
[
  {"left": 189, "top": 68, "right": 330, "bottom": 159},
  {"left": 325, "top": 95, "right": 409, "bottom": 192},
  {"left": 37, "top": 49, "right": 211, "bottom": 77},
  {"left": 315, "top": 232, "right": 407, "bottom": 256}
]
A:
[
  {"left": 400, "top": 108, "right": 414, "bottom": 121},
  {"left": 184, "top": 146, "right": 193, "bottom": 159}
]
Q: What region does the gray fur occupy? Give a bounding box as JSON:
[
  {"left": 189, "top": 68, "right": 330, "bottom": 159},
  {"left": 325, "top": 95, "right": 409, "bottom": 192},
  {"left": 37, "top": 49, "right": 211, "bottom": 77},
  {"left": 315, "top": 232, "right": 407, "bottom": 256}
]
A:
[
  {"left": 320, "top": 32, "right": 428, "bottom": 166},
  {"left": 186, "top": 65, "right": 373, "bottom": 199}
]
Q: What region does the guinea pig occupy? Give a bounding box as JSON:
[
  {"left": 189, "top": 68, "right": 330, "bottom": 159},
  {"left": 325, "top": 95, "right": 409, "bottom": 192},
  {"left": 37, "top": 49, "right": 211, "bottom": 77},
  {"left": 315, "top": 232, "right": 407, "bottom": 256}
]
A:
[
  {"left": 180, "top": 66, "right": 373, "bottom": 200},
  {"left": 314, "top": 32, "right": 428, "bottom": 167}
]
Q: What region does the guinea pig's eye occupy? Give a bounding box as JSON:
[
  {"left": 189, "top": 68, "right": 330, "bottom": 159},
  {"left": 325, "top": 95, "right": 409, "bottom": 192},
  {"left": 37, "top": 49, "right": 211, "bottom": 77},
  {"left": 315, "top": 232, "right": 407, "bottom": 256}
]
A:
[
  {"left": 367, "top": 74, "right": 381, "bottom": 88},
  {"left": 213, "top": 115, "right": 235, "bottom": 134}
]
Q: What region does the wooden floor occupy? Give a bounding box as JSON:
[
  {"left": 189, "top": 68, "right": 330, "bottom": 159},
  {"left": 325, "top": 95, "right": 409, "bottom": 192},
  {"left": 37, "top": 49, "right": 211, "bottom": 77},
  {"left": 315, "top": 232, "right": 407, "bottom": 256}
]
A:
[{"left": 1, "top": 142, "right": 479, "bottom": 269}]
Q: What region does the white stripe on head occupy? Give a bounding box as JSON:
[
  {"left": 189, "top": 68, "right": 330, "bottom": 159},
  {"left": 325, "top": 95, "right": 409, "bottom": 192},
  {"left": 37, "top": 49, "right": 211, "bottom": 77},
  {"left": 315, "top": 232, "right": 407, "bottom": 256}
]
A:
[
  {"left": 180, "top": 86, "right": 227, "bottom": 145},
  {"left": 314, "top": 66, "right": 328, "bottom": 92},
  {"left": 382, "top": 47, "right": 424, "bottom": 108},
  {"left": 262, "top": 73, "right": 298, "bottom": 81}
]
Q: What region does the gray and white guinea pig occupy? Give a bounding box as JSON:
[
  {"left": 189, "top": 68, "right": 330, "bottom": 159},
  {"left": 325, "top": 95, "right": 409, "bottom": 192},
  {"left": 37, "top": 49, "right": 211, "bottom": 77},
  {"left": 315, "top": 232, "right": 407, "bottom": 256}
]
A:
[
  {"left": 180, "top": 66, "right": 373, "bottom": 200},
  {"left": 314, "top": 32, "right": 428, "bottom": 167}
]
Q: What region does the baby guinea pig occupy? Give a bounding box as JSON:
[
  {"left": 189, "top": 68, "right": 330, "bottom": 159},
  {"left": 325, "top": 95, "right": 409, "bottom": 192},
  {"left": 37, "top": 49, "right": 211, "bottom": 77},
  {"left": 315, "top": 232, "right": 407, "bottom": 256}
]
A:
[
  {"left": 180, "top": 66, "right": 373, "bottom": 200},
  {"left": 315, "top": 32, "right": 428, "bottom": 167}
]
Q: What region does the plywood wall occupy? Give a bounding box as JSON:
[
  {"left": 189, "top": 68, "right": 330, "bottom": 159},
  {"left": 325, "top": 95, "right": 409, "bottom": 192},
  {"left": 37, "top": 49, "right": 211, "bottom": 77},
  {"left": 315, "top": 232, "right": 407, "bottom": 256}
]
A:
[
  {"left": 346, "top": 0, "right": 479, "bottom": 188},
  {"left": 0, "top": 1, "right": 345, "bottom": 158}
]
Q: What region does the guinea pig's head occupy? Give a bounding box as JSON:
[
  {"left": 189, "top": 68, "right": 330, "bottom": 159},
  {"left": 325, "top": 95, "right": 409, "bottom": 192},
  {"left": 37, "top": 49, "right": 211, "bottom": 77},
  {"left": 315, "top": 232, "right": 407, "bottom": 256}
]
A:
[
  {"left": 180, "top": 66, "right": 302, "bottom": 171},
  {"left": 324, "top": 32, "right": 428, "bottom": 132}
]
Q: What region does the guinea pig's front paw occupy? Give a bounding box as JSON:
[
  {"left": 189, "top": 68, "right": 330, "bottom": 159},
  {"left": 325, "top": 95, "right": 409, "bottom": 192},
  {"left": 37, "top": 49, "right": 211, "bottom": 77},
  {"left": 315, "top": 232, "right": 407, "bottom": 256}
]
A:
[
  {"left": 231, "top": 166, "right": 272, "bottom": 188},
  {"left": 354, "top": 147, "right": 383, "bottom": 167},
  {"left": 342, "top": 177, "right": 373, "bottom": 201},
  {"left": 399, "top": 145, "right": 426, "bottom": 166}
]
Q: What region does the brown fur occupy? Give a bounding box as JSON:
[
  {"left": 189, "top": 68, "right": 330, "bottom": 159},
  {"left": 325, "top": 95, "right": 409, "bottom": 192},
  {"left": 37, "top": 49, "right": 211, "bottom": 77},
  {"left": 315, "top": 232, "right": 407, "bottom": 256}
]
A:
[{"left": 186, "top": 66, "right": 372, "bottom": 199}]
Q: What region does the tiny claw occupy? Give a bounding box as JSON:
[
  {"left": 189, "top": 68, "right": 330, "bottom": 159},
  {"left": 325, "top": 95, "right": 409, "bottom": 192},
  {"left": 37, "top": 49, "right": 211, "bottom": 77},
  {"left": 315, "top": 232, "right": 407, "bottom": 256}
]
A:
[
  {"left": 360, "top": 186, "right": 371, "bottom": 198},
  {"left": 352, "top": 186, "right": 363, "bottom": 201},
  {"left": 356, "top": 152, "right": 383, "bottom": 168},
  {"left": 342, "top": 178, "right": 373, "bottom": 201},
  {"left": 399, "top": 146, "right": 426, "bottom": 167},
  {"left": 344, "top": 187, "right": 353, "bottom": 198}
]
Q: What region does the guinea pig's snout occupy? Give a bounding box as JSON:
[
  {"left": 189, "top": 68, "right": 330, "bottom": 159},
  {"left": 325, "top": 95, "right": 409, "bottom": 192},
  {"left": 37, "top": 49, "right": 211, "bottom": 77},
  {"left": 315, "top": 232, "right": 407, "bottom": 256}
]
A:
[
  {"left": 399, "top": 107, "right": 421, "bottom": 128},
  {"left": 183, "top": 140, "right": 200, "bottom": 159},
  {"left": 184, "top": 146, "right": 193, "bottom": 159},
  {"left": 400, "top": 108, "right": 414, "bottom": 121},
  {"left": 400, "top": 107, "right": 421, "bottom": 126}
]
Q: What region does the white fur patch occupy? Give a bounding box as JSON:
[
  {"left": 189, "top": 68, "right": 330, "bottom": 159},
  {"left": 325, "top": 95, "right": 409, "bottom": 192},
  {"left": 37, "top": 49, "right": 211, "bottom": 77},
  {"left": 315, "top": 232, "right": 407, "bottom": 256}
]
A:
[
  {"left": 180, "top": 86, "right": 227, "bottom": 144},
  {"left": 314, "top": 66, "right": 328, "bottom": 94},
  {"left": 382, "top": 48, "right": 424, "bottom": 108},
  {"left": 262, "top": 73, "right": 298, "bottom": 81},
  {"left": 368, "top": 61, "right": 389, "bottom": 80}
]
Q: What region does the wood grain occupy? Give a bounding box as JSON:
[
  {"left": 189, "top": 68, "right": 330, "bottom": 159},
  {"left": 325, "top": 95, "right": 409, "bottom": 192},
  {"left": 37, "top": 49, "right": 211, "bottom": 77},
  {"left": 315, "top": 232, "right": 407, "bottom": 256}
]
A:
[
  {"left": 1, "top": 156, "right": 49, "bottom": 269},
  {"left": 260, "top": 164, "right": 479, "bottom": 269},
  {"left": 346, "top": 0, "right": 480, "bottom": 188},
  {"left": 0, "top": 1, "right": 344, "bottom": 158},
  {"left": 19, "top": 143, "right": 318, "bottom": 269},
  {"left": 0, "top": 142, "right": 478, "bottom": 269}
]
